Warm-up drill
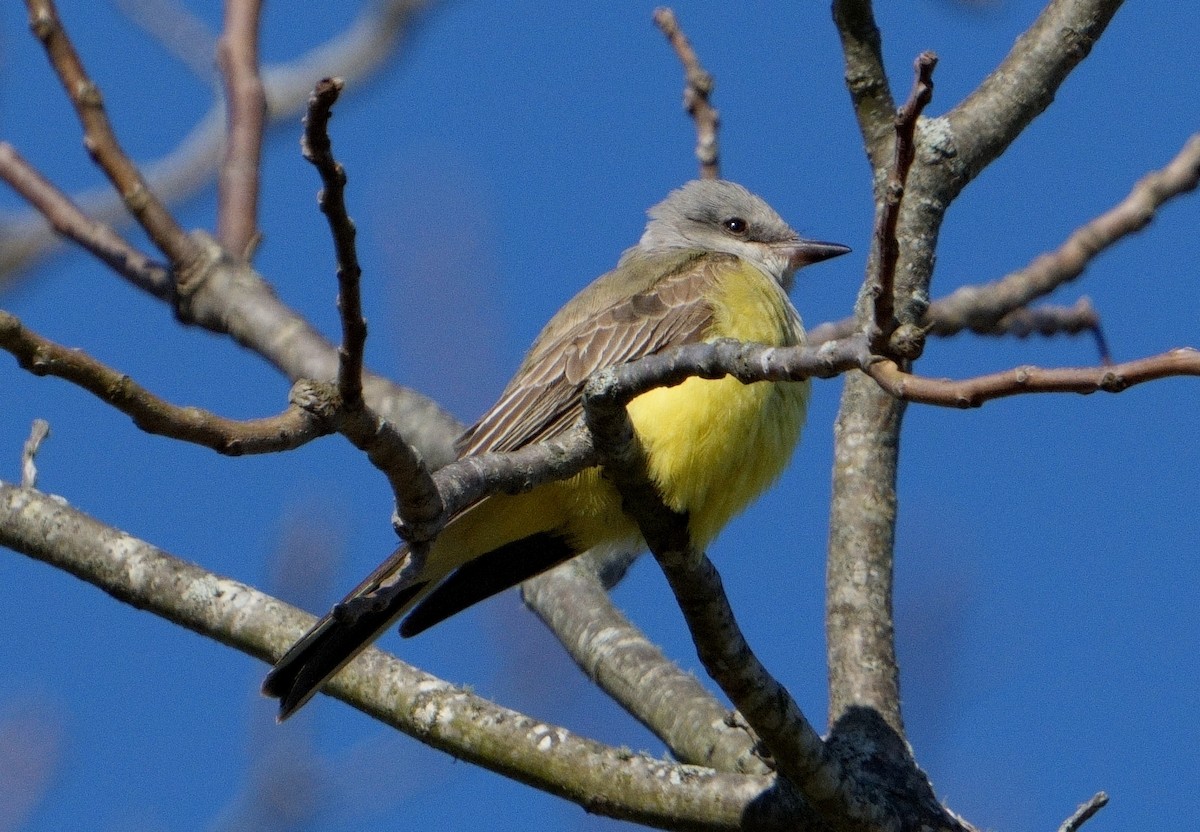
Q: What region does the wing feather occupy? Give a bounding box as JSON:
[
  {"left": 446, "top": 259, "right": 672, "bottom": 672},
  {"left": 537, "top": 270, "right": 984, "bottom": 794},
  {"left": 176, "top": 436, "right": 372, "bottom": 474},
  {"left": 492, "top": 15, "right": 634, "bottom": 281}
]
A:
[{"left": 455, "top": 253, "right": 723, "bottom": 458}]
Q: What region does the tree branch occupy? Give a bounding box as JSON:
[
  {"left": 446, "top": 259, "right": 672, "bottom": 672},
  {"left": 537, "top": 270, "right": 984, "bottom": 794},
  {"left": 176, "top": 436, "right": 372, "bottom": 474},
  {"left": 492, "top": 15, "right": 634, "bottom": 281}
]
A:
[
  {"left": 931, "top": 132, "right": 1200, "bottom": 333},
  {"left": 301, "top": 78, "right": 365, "bottom": 410},
  {"left": 868, "top": 348, "right": 1199, "bottom": 406},
  {"left": 944, "top": 0, "right": 1126, "bottom": 193},
  {"left": 831, "top": 0, "right": 896, "bottom": 171},
  {"left": 871, "top": 52, "right": 936, "bottom": 356},
  {"left": 24, "top": 0, "right": 202, "bottom": 273},
  {"left": 0, "top": 310, "right": 329, "bottom": 455},
  {"left": 1, "top": 0, "right": 437, "bottom": 288},
  {"left": 826, "top": 0, "right": 1127, "bottom": 742},
  {"left": 0, "top": 480, "right": 812, "bottom": 832},
  {"left": 523, "top": 553, "right": 771, "bottom": 775},
  {"left": 0, "top": 143, "right": 172, "bottom": 300},
  {"left": 215, "top": 0, "right": 267, "bottom": 258},
  {"left": 653, "top": 8, "right": 720, "bottom": 180},
  {"left": 1057, "top": 792, "right": 1109, "bottom": 832}
]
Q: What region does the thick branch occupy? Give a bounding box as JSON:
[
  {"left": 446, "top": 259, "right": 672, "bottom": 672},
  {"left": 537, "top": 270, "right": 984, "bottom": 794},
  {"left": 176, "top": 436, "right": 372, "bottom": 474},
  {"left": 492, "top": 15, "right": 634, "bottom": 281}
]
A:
[
  {"left": 942, "top": 0, "right": 1126, "bottom": 194},
  {"left": 523, "top": 557, "right": 771, "bottom": 775},
  {"left": 831, "top": 0, "right": 895, "bottom": 170},
  {"left": 0, "top": 481, "right": 809, "bottom": 832},
  {"left": 827, "top": 0, "right": 1127, "bottom": 742}
]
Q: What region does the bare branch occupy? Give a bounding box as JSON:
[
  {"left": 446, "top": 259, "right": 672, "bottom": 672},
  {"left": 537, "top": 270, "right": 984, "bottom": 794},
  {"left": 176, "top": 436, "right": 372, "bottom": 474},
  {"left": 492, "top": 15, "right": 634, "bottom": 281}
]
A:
[
  {"left": 827, "top": 0, "right": 1127, "bottom": 741},
  {"left": 1, "top": 0, "right": 438, "bottom": 289},
  {"left": 432, "top": 423, "right": 597, "bottom": 523},
  {"left": 1058, "top": 792, "right": 1109, "bottom": 832},
  {"left": 971, "top": 299, "right": 1111, "bottom": 363},
  {"left": 831, "top": 0, "right": 895, "bottom": 170},
  {"left": 24, "top": 0, "right": 201, "bottom": 273},
  {"left": 20, "top": 419, "right": 50, "bottom": 488},
  {"left": 290, "top": 77, "right": 446, "bottom": 546},
  {"left": 868, "top": 348, "right": 1199, "bottom": 407},
  {"left": 328, "top": 400, "right": 444, "bottom": 546},
  {"left": 523, "top": 556, "right": 770, "bottom": 774},
  {"left": 943, "top": 0, "right": 1126, "bottom": 191},
  {"left": 0, "top": 143, "right": 173, "bottom": 299},
  {"left": 112, "top": 0, "right": 218, "bottom": 83},
  {"left": 653, "top": 8, "right": 720, "bottom": 180},
  {"left": 872, "top": 52, "right": 937, "bottom": 355},
  {"left": 931, "top": 133, "right": 1200, "bottom": 333},
  {"left": 0, "top": 481, "right": 809, "bottom": 832},
  {"left": 581, "top": 342, "right": 967, "bottom": 832},
  {"left": 216, "top": 0, "right": 267, "bottom": 258},
  {"left": 0, "top": 311, "right": 329, "bottom": 455},
  {"left": 301, "top": 78, "right": 366, "bottom": 409}
]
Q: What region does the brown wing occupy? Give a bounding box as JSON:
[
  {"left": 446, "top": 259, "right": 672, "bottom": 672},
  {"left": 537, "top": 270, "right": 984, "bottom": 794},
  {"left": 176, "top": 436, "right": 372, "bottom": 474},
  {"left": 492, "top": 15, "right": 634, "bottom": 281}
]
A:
[{"left": 455, "top": 252, "right": 722, "bottom": 458}]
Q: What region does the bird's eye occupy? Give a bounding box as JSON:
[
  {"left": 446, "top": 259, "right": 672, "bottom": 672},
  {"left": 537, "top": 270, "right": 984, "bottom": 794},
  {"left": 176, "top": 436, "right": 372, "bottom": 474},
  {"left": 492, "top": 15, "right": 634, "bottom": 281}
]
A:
[{"left": 723, "top": 217, "right": 748, "bottom": 236}]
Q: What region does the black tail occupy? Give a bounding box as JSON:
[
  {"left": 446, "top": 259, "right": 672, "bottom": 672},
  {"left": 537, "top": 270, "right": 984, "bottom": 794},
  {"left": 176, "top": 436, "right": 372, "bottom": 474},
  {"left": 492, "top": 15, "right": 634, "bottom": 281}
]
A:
[
  {"left": 263, "top": 580, "right": 427, "bottom": 720},
  {"left": 263, "top": 531, "right": 576, "bottom": 719},
  {"left": 399, "top": 532, "right": 574, "bottom": 637}
]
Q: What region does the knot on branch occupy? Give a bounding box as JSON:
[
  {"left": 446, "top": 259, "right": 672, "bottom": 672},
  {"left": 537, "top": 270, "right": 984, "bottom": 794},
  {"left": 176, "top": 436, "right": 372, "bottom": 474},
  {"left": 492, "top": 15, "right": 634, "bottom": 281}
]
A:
[
  {"left": 288, "top": 379, "right": 341, "bottom": 421},
  {"left": 173, "top": 230, "right": 245, "bottom": 323},
  {"left": 888, "top": 322, "right": 927, "bottom": 361}
]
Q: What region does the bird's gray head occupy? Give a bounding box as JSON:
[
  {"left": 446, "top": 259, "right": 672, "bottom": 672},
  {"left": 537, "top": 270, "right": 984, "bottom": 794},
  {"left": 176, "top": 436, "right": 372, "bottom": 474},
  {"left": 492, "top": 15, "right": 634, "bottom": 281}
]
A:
[{"left": 638, "top": 180, "right": 849, "bottom": 289}]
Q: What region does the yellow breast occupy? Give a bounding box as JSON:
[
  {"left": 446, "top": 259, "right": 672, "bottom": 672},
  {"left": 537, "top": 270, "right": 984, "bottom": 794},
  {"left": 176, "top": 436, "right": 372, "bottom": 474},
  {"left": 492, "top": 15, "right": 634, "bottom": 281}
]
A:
[{"left": 624, "top": 259, "right": 809, "bottom": 548}]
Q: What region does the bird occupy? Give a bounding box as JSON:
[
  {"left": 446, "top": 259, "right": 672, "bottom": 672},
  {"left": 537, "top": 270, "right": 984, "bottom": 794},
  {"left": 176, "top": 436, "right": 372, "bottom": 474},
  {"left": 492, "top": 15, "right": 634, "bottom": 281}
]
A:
[{"left": 262, "top": 179, "right": 850, "bottom": 719}]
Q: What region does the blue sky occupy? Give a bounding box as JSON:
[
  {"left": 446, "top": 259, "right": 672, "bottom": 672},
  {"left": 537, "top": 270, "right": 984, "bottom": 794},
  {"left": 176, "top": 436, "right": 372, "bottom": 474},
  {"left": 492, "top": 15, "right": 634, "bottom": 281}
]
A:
[{"left": 1, "top": 2, "right": 1197, "bottom": 830}]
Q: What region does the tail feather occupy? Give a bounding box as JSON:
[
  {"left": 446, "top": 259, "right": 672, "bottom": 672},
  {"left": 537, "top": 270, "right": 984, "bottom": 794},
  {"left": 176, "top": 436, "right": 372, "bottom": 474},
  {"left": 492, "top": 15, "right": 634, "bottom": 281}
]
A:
[
  {"left": 263, "top": 580, "right": 428, "bottom": 720},
  {"left": 263, "top": 532, "right": 577, "bottom": 719},
  {"left": 400, "top": 532, "right": 573, "bottom": 637}
]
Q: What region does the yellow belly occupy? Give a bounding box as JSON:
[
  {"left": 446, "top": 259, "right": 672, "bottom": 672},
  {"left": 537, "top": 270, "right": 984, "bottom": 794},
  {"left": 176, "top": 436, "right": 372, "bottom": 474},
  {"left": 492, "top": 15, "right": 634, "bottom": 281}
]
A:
[
  {"left": 563, "top": 256, "right": 809, "bottom": 552},
  {"left": 625, "top": 373, "right": 808, "bottom": 548}
]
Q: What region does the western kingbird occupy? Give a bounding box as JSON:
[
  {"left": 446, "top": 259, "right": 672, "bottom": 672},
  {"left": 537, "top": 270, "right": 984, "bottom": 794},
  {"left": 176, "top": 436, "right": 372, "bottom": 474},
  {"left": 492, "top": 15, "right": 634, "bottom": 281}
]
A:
[{"left": 263, "top": 179, "right": 849, "bottom": 718}]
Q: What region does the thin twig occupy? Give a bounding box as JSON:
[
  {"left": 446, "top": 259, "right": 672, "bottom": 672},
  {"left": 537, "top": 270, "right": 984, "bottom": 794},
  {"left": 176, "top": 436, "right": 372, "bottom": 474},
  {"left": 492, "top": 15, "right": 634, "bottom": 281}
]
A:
[
  {"left": 1057, "top": 791, "right": 1109, "bottom": 832},
  {"left": 0, "top": 310, "right": 329, "bottom": 455},
  {"left": 868, "top": 347, "right": 1199, "bottom": 407},
  {"left": 216, "top": 0, "right": 267, "bottom": 258},
  {"left": 982, "top": 298, "right": 1110, "bottom": 363},
  {"left": 0, "top": 143, "right": 172, "bottom": 299},
  {"left": 24, "top": 0, "right": 201, "bottom": 273},
  {"left": 294, "top": 79, "right": 441, "bottom": 543},
  {"left": 932, "top": 132, "right": 1200, "bottom": 333},
  {"left": 810, "top": 298, "right": 1112, "bottom": 363},
  {"left": 302, "top": 78, "right": 365, "bottom": 410},
  {"left": 653, "top": 8, "right": 720, "bottom": 180},
  {"left": 2, "top": 0, "right": 437, "bottom": 289},
  {"left": 872, "top": 52, "right": 936, "bottom": 354},
  {"left": 21, "top": 419, "right": 51, "bottom": 488}
]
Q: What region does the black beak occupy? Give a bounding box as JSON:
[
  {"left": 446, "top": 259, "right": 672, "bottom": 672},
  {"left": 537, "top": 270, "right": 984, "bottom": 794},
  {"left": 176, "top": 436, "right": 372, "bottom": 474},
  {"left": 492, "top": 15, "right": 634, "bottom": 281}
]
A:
[{"left": 789, "top": 239, "right": 852, "bottom": 269}]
